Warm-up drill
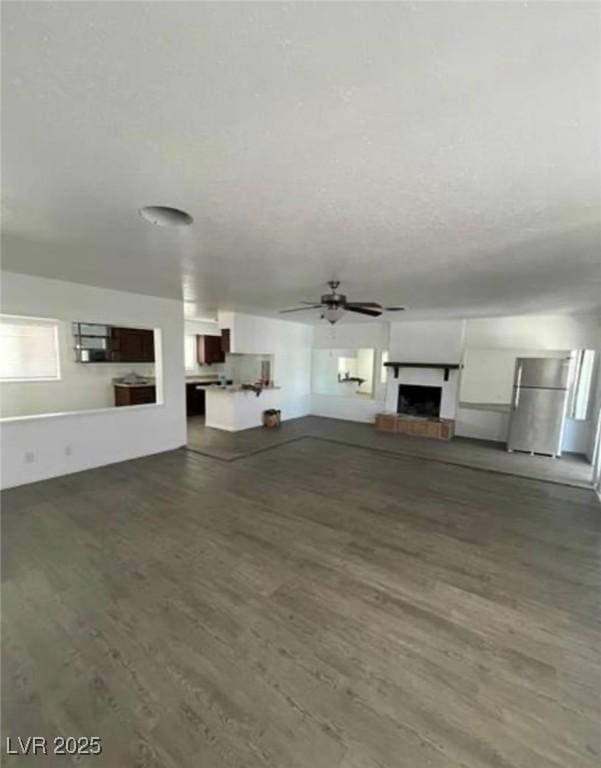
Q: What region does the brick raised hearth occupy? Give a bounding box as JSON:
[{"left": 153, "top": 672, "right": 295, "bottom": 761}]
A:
[{"left": 375, "top": 413, "right": 455, "bottom": 441}]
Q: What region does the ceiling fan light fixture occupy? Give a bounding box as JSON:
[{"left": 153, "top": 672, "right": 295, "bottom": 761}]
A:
[
  {"left": 279, "top": 281, "right": 405, "bottom": 324},
  {"left": 323, "top": 307, "right": 345, "bottom": 325}
]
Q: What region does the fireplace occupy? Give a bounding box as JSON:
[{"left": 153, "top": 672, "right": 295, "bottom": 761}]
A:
[{"left": 397, "top": 384, "right": 442, "bottom": 418}]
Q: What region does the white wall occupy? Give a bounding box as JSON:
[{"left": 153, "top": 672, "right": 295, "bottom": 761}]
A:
[
  {"left": 310, "top": 319, "right": 467, "bottom": 424},
  {"left": 587, "top": 355, "right": 601, "bottom": 462},
  {"left": 454, "top": 408, "right": 510, "bottom": 443},
  {"left": 384, "top": 320, "right": 465, "bottom": 419},
  {"left": 563, "top": 419, "right": 592, "bottom": 455},
  {"left": 1, "top": 318, "right": 156, "bottom": 418},
  {"left": 389, "top": 319, "right": 465, "bottom": 363},
  {"left": 218, "top": 312, "right": 312, "bottom": 421},
  {"left": 312, "top": 348, "right": 354, "bottom": 396},
  {"left": 312, "top": 321, "right": 389, "bottom": 350},
  {"left": 457, "top": 314, "right": 601, "bottom": 452},
  {"left": 310, "top": 322, "right": 389, "bottom": 422},
  {"left": 1, "top": 272, "right": 186, "bottom": 489},
  {"left": 464, "top": 315, "right": 601, "bottom": 350},
  {"left": 310, "top": 394, "right": 384, "bottom": 423},
  {"left": 185, "top": 318, "right": 220, "bottom": 337},
  {"left": 460, "top": 347, "right": 569, "bottom": 405},
  {"left": 226, "top": 353, "right": 273, "bottom": 385}
]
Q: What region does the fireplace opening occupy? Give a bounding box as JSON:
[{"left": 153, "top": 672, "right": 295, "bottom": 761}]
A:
[{"left": 397, "top": 384, "right": 442, "bottom": 418}]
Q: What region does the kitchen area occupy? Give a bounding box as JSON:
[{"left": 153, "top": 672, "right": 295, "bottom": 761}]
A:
[
  {"left": 185, "top": 322, "right": 280, "bottom": 432},
  {"left": 0, "top": 318, "right": 160, "bottom": 420},
  {"left": 72, "top": 323, "right": 159, "bottom": 408}
]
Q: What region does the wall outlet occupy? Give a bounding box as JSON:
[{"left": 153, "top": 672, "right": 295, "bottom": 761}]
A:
[
  {"left": 64, "top": 445, "right": 72, "bottom": 457},
  {"left": 24, "top": 451, "right": 35, "bottom": 463}
]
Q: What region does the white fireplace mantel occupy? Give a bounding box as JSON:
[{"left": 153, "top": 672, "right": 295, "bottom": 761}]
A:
[{"left": 384, "top": 362, "right": 462, "bottom": 381}]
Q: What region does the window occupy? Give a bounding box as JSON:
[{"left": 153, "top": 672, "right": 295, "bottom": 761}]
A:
[
  {"left": 568, "top": 350, "right": 596, "bottom": 420},
  {"left": 0, "top": 315, "right": 60, "bottom": 381},
  {"left": 184, "top": 335, "right": 196, "bottom": 371},
  {"left": 381, "top": 350, "right": 389, "bottom": 384}
]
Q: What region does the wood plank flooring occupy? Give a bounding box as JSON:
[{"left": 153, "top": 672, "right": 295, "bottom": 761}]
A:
[
  {"left": 186, "top": 415, "right": 593, "bottom": 487},
  {"left": 2, "top": 439, "right": 600, "bottom": 767}
]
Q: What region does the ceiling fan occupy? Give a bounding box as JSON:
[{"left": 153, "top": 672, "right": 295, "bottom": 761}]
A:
[{"left": 279, "top": 281, "right": 405, "bottom": 325}]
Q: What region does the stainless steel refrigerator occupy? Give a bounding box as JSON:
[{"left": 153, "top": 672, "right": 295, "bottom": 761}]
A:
[{"left": 507, "top": 357, "right": 571, "bottom": 457}]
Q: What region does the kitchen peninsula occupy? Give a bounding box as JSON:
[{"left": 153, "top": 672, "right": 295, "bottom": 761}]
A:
[
  {"left": 185, "top": 375, "right": 220, "bottom": 416},
  {"left": 205, "top": 385, "right": 282, "bottom": 431},
  {"left": 184, "top": 322, "right": 281, "bottom": 430}
]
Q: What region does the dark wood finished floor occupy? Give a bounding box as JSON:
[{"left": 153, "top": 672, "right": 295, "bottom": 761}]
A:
[
  {"left": 187, "top": 415, "right": 593, "bottom": 487},
  {"left": 2, "top": 440, "right": 600, "bottom": 767}
]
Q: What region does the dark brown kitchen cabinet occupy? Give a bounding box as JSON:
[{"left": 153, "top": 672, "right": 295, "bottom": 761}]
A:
[
  {"left": 111, "top": 327, "right": 155, "bottom": 363},
  {"left": 202, "top": 335, "right": 224, "bottom": 364},
  {"left": 114, "top": 385, "right": 156, "bottom": 407},
  {"left": 186, "top": 383, "right": 206, "bottom": 416},
  {"left": 220, "top": 328, "right": 230, "bottom": 354},
  {"left": 197, "top": 329, "right": 230, "bottom": 365}
]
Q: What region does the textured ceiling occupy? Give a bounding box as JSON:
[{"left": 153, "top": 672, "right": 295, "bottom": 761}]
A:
[{"left": 1, "top": 1, "right": 600, "bottom": 321}]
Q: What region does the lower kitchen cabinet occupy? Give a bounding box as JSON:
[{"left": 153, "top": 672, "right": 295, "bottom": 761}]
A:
[
  {"left": 114, "top": 385, "right": 156, "bottom": 407},
  {"left": 186, "top": 383, "right": 206, "bottom": 416}
]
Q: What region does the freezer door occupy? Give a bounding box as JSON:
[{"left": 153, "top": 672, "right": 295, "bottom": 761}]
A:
[
  {"left": 507, "top": 387, "right": 568, "bottom": 455},
  {"left": 514, "top": 357, "right": 571, "bottom": 389}
]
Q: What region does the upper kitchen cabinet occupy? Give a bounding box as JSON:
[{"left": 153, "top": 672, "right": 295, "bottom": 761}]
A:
[
  {"left": 197, "top": 329, "right": 230, "bottom": 365},
  {"left": 111, "top": 327, "right": 155, "bottom": 363},
  {"left": 221, "top": 329, "right": 230, "bottom": 354},
  {"left": 73, "top": 323, "right": 155, "bottom": 363}
]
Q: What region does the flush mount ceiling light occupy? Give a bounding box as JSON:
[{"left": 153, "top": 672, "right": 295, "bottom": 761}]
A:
[{"left": 138, "top": 206, "right": 193, "bottom": 227}]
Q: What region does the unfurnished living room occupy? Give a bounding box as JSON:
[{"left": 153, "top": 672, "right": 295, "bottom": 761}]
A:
[{"left": 1, "top": 2, "right": 601, "bottom": 766}]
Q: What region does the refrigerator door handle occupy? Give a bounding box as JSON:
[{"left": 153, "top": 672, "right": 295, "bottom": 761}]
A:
[
  {"left": 512, "top": 386, "right": 520, "bottom": 410},
  {"left": 511, "top": 363, "right": 523, "bottom": 410},
  {"left": 515, "top": 363, "right": 523, "bottom": 389}
]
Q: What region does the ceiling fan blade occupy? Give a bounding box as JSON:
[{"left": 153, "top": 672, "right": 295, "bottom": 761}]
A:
[
  {"left": 299, "top": 300, "right": 321, "bottom": 305},
  {"left": 346, "top": 306, "right": 382, "bottom": 317},
  {"left": 345, "top": 302, "right": 382, "bottom": 308},
  {"left": 279, "top": 305, "right": 321, "bottom": 313},
  {"left": 385, "top": 306, "right": 406, "bottom": 311}
]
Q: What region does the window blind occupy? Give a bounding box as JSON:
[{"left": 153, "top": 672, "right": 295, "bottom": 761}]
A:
[{"left": 0, "top": 315, "right": 61, "bottom": 381}]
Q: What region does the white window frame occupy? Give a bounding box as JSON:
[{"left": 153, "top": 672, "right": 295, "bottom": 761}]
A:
[
  {"left": 568, "top": 349, "right": 595, "bottom": 421},
  {"left": 184, "top": 334, "right": 197, "bottom": 372},
  {"left": 0, "top": 314, "right": 61, "bottom": 383},
  {"left": 380, "top": 350, "right": 389, "bottom": 384}
]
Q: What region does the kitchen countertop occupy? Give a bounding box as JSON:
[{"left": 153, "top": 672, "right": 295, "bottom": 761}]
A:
[
  {"left": 189, "top": 382, "right": 226, "bottom": 389},
  {"left": 206, "top": 385, "right": 281, "bottom": 394},
  {"left": 186, "top": 376, "right": 220, "bottom": 384},
  {"left": 459, "top": 401, "right": 511, "bottom": 414},
  {"left": 113, "top": 380, "right": 155, "bottom": 388}
]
